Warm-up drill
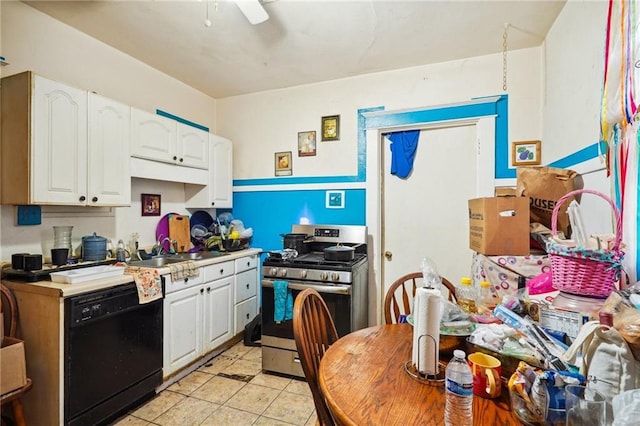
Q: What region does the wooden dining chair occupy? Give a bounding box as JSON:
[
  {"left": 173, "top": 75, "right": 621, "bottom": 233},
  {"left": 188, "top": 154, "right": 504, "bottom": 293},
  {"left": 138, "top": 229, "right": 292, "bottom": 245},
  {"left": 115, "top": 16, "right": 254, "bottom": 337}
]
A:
[
  {"left": 293, "top": 288, "right": 338, "bottom": 426},
  {"left": 384, "top": 272, "right": 457, "bottom": 324},
  {"left": 1, "top": 283, "right": 33, "bottom": 426}
]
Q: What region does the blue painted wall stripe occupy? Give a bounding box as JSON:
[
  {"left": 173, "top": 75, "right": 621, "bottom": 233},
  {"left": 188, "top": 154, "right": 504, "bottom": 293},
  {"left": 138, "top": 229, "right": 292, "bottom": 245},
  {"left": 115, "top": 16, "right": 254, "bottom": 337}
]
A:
[
  {"left": 156, "top": 109, "right": 210, "bottom": 132},
  {"left": 548, "top": 142, "right": 603, "bottom": 169},
  {"left": 363, "top": 102, "right": 498, "bottom": 129}
]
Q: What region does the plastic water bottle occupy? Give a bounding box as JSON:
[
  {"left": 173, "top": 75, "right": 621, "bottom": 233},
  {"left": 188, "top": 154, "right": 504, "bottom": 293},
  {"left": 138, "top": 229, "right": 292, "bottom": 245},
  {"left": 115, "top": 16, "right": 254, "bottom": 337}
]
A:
[{"left": 445, "top": 349, "right": 473, "bottom": 426}]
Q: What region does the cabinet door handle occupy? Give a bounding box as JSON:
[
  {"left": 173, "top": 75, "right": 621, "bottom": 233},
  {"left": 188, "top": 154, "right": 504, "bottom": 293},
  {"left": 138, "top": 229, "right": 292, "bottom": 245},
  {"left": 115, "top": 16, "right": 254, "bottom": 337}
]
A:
[
  {"left": 246, "top": 283, "right": 250, "bottom": 289},
  {"left": 200, "top": 288, "right": 204, "bottom": 294},
  {"left": 92, "top": 196, "right": 98, "bottom": 203},
  {"left": 79, "top": 195, "right": 86, "bottom": 202},
  {"left": 207, "top": 287, "right": 211, "bottom": 293},
  {"left": 211, "top": 202, "right": 215, "bottom": 206},
  {"left": 172, "top": 156, "right": 177, "bottom": 161},
  {"left": 219, "top": 269, "right": 224, "bottom": 275},
  {"left": 179, "top": 158, "right": 184, "bottom": 163},
  {"left": 246, "top": 313, "right": 250, "bottom": 319},
  {"left": 246, "top": 262, "right": 250, "bottom": 267}
]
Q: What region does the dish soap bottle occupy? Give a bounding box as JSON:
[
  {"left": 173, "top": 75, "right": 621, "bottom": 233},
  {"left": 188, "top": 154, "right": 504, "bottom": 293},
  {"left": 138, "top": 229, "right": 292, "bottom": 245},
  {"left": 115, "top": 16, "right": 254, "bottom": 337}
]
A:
[
  {"left": 457, "top": 277, "right": 477, "bottom": 313},
  {"left": 116, "top": 239, "right": 127, "bottom": 262}
]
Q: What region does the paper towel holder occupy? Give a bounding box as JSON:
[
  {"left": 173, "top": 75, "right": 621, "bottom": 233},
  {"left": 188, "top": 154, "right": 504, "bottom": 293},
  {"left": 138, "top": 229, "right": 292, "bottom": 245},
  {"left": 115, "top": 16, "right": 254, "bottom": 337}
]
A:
[{"left": 404, "top": 334, "right": 445, "bottom": 384}]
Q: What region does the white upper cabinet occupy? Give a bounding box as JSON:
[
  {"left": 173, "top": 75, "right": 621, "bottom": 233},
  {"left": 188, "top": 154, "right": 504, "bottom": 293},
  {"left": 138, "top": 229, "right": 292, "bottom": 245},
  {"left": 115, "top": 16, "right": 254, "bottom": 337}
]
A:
[
  {"left": 131, "top": 108, "right": 209, "bottom": 169},
  {"left": 177, "top": 123, "right": 209, "bottom": 169},
  {"left": 185, "top": 134, "right": 233, "bottom": 209},
  {"left": 88, "top": 93, "right": 131, "bottom": 205},
  {"left": 32, "top": 75, "right": 88, "bottom": 205},
  {"left": 1, "top": 71, "right": 131, "bottom": 206}
]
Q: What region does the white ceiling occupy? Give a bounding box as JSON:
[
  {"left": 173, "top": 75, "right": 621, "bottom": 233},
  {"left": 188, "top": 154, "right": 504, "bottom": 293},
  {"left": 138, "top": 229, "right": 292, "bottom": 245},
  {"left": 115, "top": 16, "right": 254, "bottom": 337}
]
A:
[{"left": 23, "top": 0, "right": 567, "bottom": 99}]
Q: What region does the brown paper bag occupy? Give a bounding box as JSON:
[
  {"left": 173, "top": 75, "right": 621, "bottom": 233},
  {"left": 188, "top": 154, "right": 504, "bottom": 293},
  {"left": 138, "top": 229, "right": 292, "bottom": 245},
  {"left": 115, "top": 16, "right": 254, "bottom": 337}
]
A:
[{"left": 516, "top": 166, "right": 579, "bottom": 237}]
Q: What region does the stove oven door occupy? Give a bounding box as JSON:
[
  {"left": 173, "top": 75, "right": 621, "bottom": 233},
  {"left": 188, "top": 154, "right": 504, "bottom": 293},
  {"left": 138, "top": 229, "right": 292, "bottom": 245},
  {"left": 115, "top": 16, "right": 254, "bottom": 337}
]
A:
[
  {"left": 261, "top": 279, "right": 352, "bottom": 338},
  {"left": 261, "top": 278, "right": 352, "bottom": 377}
]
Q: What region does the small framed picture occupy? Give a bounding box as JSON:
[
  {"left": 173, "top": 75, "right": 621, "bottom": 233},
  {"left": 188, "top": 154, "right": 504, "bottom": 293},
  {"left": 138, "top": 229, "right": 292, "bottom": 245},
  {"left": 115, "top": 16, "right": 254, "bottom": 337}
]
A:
[
  {"left": 141, "top": 193, "right": 161, "bottom": 216},
  {"left": 512, "top": 140, "right": 541, "bottom": 166},
  {"left": 321, "top": 115, "right": 340, "bottom": 141},
  {"left": 275, "top": 151, "right": 293, "bottom": 176},
  {"left": 298, "top": 131, "right": 317, "bottom": 157}
]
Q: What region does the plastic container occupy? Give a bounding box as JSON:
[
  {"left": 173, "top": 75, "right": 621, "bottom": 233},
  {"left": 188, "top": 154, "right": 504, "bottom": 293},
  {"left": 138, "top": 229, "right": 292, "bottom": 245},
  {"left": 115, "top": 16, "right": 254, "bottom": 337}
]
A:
[
  {"left": 445, "top": 349, "right": 473, "bottom": 426},
  {"left": 552, "top": 291, "right": 606, "bottom": 315},
  {"left": 479, "top": 280, "right": 496, "bottom": 310},
  {"left": 457, "top": 277, "right": 477, "bottom": 313}
]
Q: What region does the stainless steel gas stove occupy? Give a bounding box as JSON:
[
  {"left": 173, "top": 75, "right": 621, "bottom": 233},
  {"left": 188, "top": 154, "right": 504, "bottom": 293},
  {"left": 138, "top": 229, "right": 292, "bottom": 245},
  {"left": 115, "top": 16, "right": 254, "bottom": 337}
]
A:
[{"left": 261, "top": 224, "right": 369, "bottom": 378}]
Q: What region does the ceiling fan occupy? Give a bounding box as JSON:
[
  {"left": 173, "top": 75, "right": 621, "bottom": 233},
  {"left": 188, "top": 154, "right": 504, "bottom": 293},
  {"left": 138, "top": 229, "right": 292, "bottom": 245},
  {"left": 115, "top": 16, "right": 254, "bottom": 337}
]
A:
[{"left": 234, "top": 0, "right": 269, "bottom": 25}]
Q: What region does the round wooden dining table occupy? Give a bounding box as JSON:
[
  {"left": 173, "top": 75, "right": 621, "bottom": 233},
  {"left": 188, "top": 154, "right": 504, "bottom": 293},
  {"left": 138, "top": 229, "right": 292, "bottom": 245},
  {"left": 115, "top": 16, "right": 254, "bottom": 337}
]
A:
[{"left": 318, "top": 324, "right": 520, "bottom": 425}]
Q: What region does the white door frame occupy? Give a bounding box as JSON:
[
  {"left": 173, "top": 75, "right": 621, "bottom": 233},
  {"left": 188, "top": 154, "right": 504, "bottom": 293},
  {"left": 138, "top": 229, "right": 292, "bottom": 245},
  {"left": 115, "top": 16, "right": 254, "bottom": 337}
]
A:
[{"left": 362, "top": 97, "right": 502, "bottom": 325}]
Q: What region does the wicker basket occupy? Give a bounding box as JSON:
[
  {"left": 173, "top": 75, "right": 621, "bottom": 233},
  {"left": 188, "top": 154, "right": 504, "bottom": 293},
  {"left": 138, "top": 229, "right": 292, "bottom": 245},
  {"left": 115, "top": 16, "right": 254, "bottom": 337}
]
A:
[{"left": 547, "top": 189, "right": 624, "bottom": 298}]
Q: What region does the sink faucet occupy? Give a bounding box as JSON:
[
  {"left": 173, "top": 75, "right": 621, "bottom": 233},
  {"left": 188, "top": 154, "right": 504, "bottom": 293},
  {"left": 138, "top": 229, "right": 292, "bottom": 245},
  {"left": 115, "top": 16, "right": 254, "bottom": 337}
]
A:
[{"left": 154, "top": 236, "right": 177, "bottom": 255}]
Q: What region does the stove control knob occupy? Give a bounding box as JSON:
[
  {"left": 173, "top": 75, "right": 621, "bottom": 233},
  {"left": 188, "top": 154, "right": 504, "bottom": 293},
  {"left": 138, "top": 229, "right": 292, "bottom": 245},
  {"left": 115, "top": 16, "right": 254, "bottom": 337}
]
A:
[
  {"left": 331, "top": 272, "right": 340, "bottom": 281},
  {"left": 269, "top": 268, "right": 278, "bottom": 276},
  {"left": 300, "top": 270, "right": 307, "bottom": 279},
  {"left": 320, "top": 271, "right": 329, "bottom": 281},
  {"left": 279, "top": 269, "right": 287, "bottom": 277}
]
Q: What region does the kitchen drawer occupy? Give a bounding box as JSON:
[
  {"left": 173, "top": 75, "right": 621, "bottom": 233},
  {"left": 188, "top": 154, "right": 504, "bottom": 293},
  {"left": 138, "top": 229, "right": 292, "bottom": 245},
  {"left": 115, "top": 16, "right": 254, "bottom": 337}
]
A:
[
  {"left": 203, "top": 260, "right": 234, "bottom": 281},
  {"left": 235, "top": 268, "right": 257, "bottom": 303},
  {"left": 235, "top": 296, "right": 257, "bottom": 334},
  {"left": 164, "top": 271, "right": 204, "bottom": 294},
  {"left": 235, "top": 255, "right": 258, "bottom": 274}
]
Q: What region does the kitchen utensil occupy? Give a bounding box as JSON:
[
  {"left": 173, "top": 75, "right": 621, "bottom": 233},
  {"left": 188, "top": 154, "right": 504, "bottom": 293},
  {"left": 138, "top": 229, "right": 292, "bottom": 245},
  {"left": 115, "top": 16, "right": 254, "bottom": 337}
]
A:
[
  {"left": 51, "top": 248, "right": 69, "bottom": 266},
  {"left": 468, "top": 352, "right": 502, "bottom": 398},
  {"left": 168, "top": 214, "right": 191, "bottom": 252},
  {"left": 53, "top": 225, "right": 74, "bottom": 252},
  {"left": 11, "top": 253, "right": 29, "bottom": 270},
  {"left": 190, "top": 210, "right": 214, "bottom": 231},
  {"left": 23, "top": 254, "right": 43, "bottom": 271},
  {"left": 323, "top": 244, "right": 355, "bottom": 261},
  {"left": 282, "top": 233, "right": 313, "bottom": 254},
  {"left": 81, "top": 233, "right": 108, "bottom": 261},
  {"left": 155, "top": 212, "right": 180, "bottom": 251}
]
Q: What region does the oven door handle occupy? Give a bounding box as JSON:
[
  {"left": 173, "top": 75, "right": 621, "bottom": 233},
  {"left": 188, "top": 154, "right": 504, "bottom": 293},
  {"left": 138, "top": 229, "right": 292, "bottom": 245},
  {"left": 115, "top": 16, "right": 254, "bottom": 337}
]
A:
[{"left": 262, "top": 280, "right": 351, "bottom": 295}]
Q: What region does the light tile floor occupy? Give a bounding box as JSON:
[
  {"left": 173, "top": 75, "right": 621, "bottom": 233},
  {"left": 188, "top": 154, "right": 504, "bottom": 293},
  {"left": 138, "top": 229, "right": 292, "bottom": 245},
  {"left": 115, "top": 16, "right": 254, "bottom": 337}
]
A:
[{"left": 112, "top": 343, "right": 317, "bottom": 426}]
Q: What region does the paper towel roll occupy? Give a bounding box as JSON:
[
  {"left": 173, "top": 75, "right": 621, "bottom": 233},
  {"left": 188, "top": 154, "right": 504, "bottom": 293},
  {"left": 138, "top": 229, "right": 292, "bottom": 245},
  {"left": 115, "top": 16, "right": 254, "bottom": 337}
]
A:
[{"left": 412, "top": 287, "right": 442, "bottom": 375}]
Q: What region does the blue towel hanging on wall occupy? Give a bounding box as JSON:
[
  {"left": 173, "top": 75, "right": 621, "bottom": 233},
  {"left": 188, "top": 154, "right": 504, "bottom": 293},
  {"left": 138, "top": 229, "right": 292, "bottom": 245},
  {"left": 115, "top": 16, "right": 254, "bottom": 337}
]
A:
[
  {"left": 387, "top": 130, "right": 420, "bottom": 178},
  {"left": 273, "top": 280, "right": 293, "bottom": 322}
]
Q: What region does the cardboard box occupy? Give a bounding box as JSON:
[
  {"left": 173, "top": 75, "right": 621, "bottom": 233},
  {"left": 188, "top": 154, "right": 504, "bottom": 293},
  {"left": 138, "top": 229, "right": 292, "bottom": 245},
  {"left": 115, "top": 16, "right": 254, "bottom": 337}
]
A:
[
  {"left": 0, "top": 336, "right": 27, "bottom": 395},
  {"left": 468, "top": 196, "right": 530, "bottom": 255}
]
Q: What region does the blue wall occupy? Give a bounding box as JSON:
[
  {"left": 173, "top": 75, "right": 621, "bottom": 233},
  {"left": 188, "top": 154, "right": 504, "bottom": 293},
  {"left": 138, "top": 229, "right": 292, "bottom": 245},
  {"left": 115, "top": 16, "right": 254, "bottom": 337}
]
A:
[{"left": 232, "top": 189, "right": 366, "bottom": 254}]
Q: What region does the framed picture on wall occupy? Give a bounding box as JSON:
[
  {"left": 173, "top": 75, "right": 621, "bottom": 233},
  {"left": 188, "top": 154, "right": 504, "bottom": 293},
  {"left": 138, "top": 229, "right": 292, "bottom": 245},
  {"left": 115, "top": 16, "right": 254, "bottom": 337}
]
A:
[
  {"left": 141, "top": 193, "right": 161, "bottom": 216},
  {"left": 298, "top": 131, "right": 317, "bottom": 156},
  {"left": 512, "top": 140, "right": 541, "bottom": 166},
  {"left": 275, "top": 151, "right": 293, "bottom": 176},
  {"left": 321, "top": 115, "right": 340, "bottom": 141}
]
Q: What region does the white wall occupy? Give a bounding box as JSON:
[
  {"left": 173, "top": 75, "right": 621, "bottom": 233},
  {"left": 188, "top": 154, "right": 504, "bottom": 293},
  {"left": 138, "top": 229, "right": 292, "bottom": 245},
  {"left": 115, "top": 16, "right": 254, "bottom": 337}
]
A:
[
  {"left": 0, "top": 1, "right": 217, "bottom": 259},
  {"left": 218, "top": 48, "right": 543, "bottom": 180},
  {"left": 542, "top": 0, "right": 611, "bottom": 234}
]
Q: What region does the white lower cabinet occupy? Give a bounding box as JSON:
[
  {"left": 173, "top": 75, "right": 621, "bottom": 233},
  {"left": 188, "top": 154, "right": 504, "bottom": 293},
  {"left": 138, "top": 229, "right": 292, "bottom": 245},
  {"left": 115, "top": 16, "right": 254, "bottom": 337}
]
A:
[
  {"left": 203, "top": 264, "right": 234, "bottom": 352},
  {"left": 163, "top": 254, "right": 260, "bottom": 378},
  {"left": 234, "top": 255, "right": 259, "bottom": 333}
]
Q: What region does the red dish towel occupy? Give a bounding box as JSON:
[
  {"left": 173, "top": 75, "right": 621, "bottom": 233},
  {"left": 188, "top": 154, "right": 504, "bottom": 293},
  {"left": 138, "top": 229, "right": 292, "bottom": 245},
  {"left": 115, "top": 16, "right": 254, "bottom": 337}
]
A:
[{"left": 125, "top": 266, "right": 163, "bottom": 304}]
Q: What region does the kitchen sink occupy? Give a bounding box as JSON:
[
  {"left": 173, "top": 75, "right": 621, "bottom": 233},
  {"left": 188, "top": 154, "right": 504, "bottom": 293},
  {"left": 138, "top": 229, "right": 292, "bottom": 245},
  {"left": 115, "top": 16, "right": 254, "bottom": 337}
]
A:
[
  {"left": 169, "top": 251, "right": 230, "bottom": 261},
  {"left": 128, "top": 257, "right": 187, "bottom": 268},
  {"left": 129, "top": 251, "right": 230, "bottom": 268}
]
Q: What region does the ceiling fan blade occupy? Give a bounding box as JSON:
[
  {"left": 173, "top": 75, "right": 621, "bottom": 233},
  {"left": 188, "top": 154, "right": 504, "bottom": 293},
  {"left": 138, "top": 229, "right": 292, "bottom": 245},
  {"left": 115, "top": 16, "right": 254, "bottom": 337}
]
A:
[{"left": 235, "top": 0, "right": 269, "bottom": 25}]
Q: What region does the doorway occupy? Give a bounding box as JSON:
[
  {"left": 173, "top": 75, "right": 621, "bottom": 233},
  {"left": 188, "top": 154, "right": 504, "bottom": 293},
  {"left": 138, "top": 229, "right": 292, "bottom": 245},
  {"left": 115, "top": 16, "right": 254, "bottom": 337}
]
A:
[
  {"left": 381, "top": 124, "right": 477, "bottom": 297},
  {"left": 363, "top": 98, "right": 502, "bottom": 325}
]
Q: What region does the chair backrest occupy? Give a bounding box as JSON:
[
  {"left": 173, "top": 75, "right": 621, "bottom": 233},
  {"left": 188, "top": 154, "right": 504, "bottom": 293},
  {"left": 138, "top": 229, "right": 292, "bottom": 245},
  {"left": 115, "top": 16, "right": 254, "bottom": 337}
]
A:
[
  {"left": 293, "top": 288, "right": 338, "bottom": 426},
  {"left": 1, "top": 282, "right": 18, "bottom": 337},
  {"left": 383, "top": 272, "right": 457, "bottom": 325}
]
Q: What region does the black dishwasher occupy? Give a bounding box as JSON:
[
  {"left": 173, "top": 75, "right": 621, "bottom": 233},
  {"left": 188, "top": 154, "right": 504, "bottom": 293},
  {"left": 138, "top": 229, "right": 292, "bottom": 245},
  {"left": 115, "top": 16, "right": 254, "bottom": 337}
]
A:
[{"left": 64, "top": 283, "right": 163, "bottom": 426}]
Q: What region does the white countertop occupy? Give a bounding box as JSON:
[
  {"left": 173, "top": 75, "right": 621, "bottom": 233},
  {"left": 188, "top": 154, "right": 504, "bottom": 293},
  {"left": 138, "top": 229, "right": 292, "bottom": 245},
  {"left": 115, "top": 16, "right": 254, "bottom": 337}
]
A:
[{"left": 3, "top": 248, "right": 263, "bottom": 298}]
